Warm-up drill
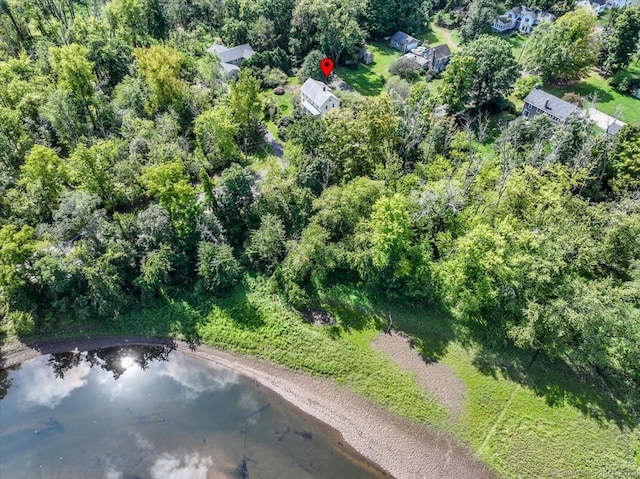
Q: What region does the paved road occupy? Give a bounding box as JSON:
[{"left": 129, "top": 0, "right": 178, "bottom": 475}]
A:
[{"left": 264, "top": 130, "right": 284, "bottom": 158}]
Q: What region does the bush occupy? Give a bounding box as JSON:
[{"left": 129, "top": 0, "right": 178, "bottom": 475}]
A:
[
  {"left": 388, "top": 57, "right": 421, "bottom": 81},
  {"left": 562, "top": 92, "right": 583, "bottom": 107},
  {"left": 277, "top": 115, "right": 294, "bottom": 141},
  {"left": 608, "top": 70, "right": 640, "bottom": 94},
  {"left": 513, "top": 75, "right": 541, "bottom": 100},
  {"left": 261, "top": 67, "right": 288, "bottom": 88},
  {"left": 8, "top": 310, "right": 36, "bottom": 336}
]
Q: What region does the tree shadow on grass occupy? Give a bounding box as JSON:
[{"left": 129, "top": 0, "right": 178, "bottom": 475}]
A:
[
  {"left": 357, "top": 294, "right": 637, "bottom": 430},
  {"left": 336, "top": 66, "right": 385, "bottom": 96},
  {"left": 468, "top": 325, "right": 636, "bottom": 430}
]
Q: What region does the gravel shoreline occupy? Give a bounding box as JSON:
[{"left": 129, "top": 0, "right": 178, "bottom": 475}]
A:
[{"left": 1, "top": 336, "right": 496, "bottom": 479}]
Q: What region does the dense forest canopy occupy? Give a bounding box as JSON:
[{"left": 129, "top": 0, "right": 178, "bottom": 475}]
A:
[{"left": 0, "top": 0, "right": 639, "bottom": 423}]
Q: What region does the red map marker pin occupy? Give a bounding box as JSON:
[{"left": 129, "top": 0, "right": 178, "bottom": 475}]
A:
[{"left": 319, "top": 58, "right": 334, "bottom": 79}]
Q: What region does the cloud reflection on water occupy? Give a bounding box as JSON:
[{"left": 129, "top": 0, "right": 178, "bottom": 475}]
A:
[
  {"left": 150, "top": 452, "right": 214, "bottom": 479},
  {"left": 158, "top": 354, "right": 239, "bottom": 399},
  {"left": 12, "top": 356, "right": 91, "bottom": 409}
]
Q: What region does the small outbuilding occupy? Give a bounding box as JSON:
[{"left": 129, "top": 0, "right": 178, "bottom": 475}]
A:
[{"left": 359, "top": 48, "right": 374, "bottom": 65}]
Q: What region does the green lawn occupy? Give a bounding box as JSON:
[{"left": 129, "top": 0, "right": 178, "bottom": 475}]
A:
[
  {"left": 500, "top": 33, "right": 528, "bottom": 62},
  {"left": 322, "top": 285, "right": 640, "bottom": 479},
  {"left": 422, "top": 25, "right": 460, "bottom": 52},
  {"left": 544, "top": 70, "right": 640, "bottom": 124},
  {"left": 336, "top": 42, "right": 402, "bottom": 96}
]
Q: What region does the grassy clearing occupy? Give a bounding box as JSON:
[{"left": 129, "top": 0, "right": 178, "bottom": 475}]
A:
[
  {"left": 544, "top": 70, "right": 640, "bottom": 124},
  {"left": 319, "top": 284, "right": 640, "bottom": 479},
  {"left": 365, "top": 42, "right": 402, "bottom": 78},
  {"left": 336, "top": 65, "right": 385, "bottom": 96},
  {"left": 500, "top": 33, "right": 528, "bottom": 62},
  {"left": 335, "top": 41, "right": 404, "bottom": 96},
  {"left": 423, "top": 25, "right": 460, "bottom": 52}
]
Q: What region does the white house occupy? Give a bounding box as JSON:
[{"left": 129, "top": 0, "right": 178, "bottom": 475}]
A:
[
  {"left": 300, "top": 78, "right": 340, "bottom": 116},
  {"left": 493, "top": 7, "right": 521, "bottom": 31},
  {"left": 492, "top": 5, "right": 555, "bottom": 34},
  {"left": 576, "top": 0, "right": 607, "bottom": 15}
]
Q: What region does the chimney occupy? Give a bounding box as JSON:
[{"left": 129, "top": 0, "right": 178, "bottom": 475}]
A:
[{"left": 545, "top": 98, "right": 550, "bottom": 109}]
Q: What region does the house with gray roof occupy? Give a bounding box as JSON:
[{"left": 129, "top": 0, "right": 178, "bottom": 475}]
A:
[
  {"left": 300, "top": 78, "right": 340, "bottom": 116},
  {"left": 522, "top": 87, "right": 581, "bottom": 123},
  {"left": 406, "top": 44, "right": 452, "bottom": 72},
  {"left": 207, "top": 43, "right": 255, "bottom": 79},
  {"left": 390, "top": 31, "right": 420, "bottom": 53}
]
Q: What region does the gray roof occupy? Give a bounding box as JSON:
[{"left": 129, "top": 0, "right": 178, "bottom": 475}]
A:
[
  {"left": 523, "top": 88, "right": 580, "bottom": 120},
  {"left": 300, "top": 78, "right": 339, "bottom": 108},
  {"left": 207, "top": 43, "right": 255, "bottom": 63},
  {"left": 391, "top": 31, "right": 419, "bottom": 44},
  {"left": 403, "top": 53, "right": 429, "bottom": 68},
  {"left": 432, "top": 44, "right": 452, "bottom": 60}
]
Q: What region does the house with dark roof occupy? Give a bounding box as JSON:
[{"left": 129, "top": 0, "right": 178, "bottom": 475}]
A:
[
  {"left": 207, "top": 43, "right": 255, "bottom": 78},
  {"left": 300, "top": 78, "right": 340, "bottom": 116},
  {"left": 522, "top": 87, "right": 581, "bottom": 123},
  {"left": 426, "top": 44, "right": 452, "bottom": 72},
  {"left": 406, "top": 44, "right": 452, "bottom": 72},
  {"left": 390, "top": 31, "right": 420, "bottom": 53}
]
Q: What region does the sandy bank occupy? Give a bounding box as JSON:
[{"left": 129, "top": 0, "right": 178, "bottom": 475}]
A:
[{"left": 1, "top": 336, "right": 496, "bottom": 479}]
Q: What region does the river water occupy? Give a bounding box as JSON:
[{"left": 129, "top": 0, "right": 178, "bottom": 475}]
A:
[{"left": 0, "top": 345, "right": 388, "bottom": 479}]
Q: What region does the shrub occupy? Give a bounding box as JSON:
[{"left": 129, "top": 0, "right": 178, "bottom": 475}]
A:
[
  {"left": 197, "top": 242, "right": 242, "bottom": 294},
  {"left": 8, "top": 310, "right": 36, "bottom": 336},
  {"left": 562, "top": 92, "right": 583, "bottom": 107},
  {"left": 389, "top": 57, "right": 421, "bottom": 81},
  {"left": 513, "top": 75, "right": 541, "bottom": 100},
  {"left": 608, "top": 70, "right": 640, "bottom": 94}
]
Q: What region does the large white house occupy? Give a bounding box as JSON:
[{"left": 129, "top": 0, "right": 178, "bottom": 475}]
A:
[
  {"left": 493, "top": 6, "right": 555, "bottom": 34},
  {"left": 300, "top": 78, "right": 340, "bottom": 116}
]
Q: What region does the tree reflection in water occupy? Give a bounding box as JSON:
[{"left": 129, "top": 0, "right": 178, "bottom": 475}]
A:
[{"left": 47, "top": 344, "right": 175, "bottom": 380}]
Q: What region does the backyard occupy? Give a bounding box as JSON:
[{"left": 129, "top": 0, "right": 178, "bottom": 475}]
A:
[{"left": 544, "top": 66, "right": 640, "bottom": 124}]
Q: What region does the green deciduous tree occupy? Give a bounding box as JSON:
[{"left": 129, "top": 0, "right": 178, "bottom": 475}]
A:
[
  {"left": 606, "top": 124, "right": 640, "bottom": 194},
  {"left": 133, "top": 45, "right": 187, "bottom": 113},
  {"left": 435, "top": 55, "right": 476, "bottom": 113},
  {"left": 49, "top": 43, "right": 99, "bottom": 131},
  {"left": 69, "top": 140, "right": 124, "bottom": 209},
  {"left": 194, "top": 105, "right": 241, "bottom": 170},
  {"left": 229, "top": 70, "right": 263, "bottom": 144},
  {"left": 600, "top": 6, "right": 640, "bottom": 75},
  {"left": 197, "top": 242, "right": 242, "bottom": 293},
  {"left": 460, "top": 35, "right": 519, "bottom": 106},
  {"left": 18, "top": 145, "right": 69, "bottom": 220},
  {"left": 523, "top": 9, "right": 599, "bottom": 82},
  {"left": 459, "top": 0, "right": 497, "bottom": 44},
  {"left": 0, "top": 224, "right": 37, "bottom": 305},
  {"left": 211, "top": 164, "right": 255, "bottom": 246},
  {"left": 245, "top": 213, "right": 286, "bottom": 273}
]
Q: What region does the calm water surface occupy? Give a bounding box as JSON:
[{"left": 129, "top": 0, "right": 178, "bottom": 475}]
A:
[{"left": 0, "top": 345, "right": 388, "bottom": 479}]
